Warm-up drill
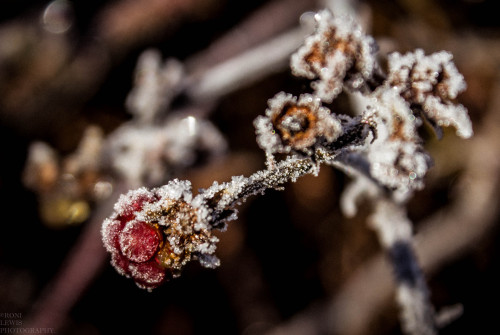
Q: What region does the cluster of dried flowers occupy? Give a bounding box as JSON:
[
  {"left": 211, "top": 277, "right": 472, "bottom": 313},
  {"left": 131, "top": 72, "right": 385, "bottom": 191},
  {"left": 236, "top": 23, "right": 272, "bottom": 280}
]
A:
[
  {"left": 23, "top": 49, "right": 226, "bottom": 228},
  {"left": 101, "top": 10, "right": 472, "bottom": 317}
]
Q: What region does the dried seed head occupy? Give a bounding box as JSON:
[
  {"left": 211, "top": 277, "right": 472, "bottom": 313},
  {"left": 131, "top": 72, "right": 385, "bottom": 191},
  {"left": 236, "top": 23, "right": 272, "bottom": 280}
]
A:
[
  {"left": 101, "top": 179, "right": 219, "bottom": 290},
  {"left": 387, "top": 49, "right": 472, "bottom": 138},
  {"left": 357, "top": 89, "right": 431, "bottom": 202},
  {"left": 254, "top": 92, "right": 342, "bottom": 158},
  {"left": 291, "top": 9, "right": 377, "bottom": 102}
]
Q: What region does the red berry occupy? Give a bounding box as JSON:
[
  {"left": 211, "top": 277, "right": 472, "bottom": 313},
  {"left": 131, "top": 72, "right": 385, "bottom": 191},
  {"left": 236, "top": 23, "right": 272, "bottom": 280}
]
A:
[
  {"left": 129, "top": 259, "right": 167, "bottom": 289},
  {"left": 102, "top": 219, "right": 125, "bottom": 253},
  {"left": 110, "top": 252, "right": 131, "bottom": 277},
  {"left": 119, "top": 220, "right": 161, "bottom": 263}
]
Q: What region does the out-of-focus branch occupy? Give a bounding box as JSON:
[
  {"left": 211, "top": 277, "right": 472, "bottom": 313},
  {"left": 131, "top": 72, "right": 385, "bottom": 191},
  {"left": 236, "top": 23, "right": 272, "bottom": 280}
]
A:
[
  {"left": 186, "top": 27, "right": 310, "bottom": 104},
  {"left": 95, "top": 0, "right": 217, "bottom": 55},
  {"left": 185, "top": 0, "right": 314, "bottom": 75},
  {"left": 0, "top": 0, "right": 314, "bottom": 135},
  {"left": 0, "top": 0, "right": 212, "bottom": 134},
  {"left": 20, "top": 184, "right": 128, "bottom": 334}
]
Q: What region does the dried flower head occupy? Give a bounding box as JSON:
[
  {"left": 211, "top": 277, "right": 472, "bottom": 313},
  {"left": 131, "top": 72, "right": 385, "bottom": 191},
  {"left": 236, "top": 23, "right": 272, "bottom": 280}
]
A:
[
  {"left": 358, "top": 89, "right": 431, "bottom": 202},
  {"left": 104, "top": 115, "right": 227, "bottom": 187},
  {"left": 254, "top": 92, "right": 342, "bottom": 157},
  {"left": 387, "top": 49, "right": 472, "bottom": 138},
  {"left": 291, "top": 9, "right": 377, "bottom": 102},
  {"left": 126, "top": 49, "right": 184, "bottom": 123},
  {"left": 101, "top": 180, "right": 219, "bottom": 290}
]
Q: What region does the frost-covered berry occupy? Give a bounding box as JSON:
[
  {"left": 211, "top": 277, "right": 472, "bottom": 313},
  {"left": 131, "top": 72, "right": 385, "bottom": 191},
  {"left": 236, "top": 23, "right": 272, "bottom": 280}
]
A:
[{"left": 101, "top": 180, "right": 219, "bottom": 290}]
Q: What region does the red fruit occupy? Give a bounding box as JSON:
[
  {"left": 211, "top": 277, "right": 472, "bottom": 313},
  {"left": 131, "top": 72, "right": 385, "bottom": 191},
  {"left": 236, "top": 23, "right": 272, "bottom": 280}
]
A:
[
  {"left": 102, "top": 181, "right": 216, "bottom": 290},
  {"left": 119, "top": 220, "right": 161, "bottom": 263},
  {"left": 110, "top": 252, "right": 131, "bottom": 277},
  {"left": 102, "top": 219, "right": 126, "bottom": 253},
  {"left": 129, "top": 259, "right": 168, "bottom": 289}
]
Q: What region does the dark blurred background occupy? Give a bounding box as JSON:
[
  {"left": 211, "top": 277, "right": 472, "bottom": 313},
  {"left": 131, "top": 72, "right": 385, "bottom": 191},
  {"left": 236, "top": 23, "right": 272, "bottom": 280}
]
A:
[{"left": 1, "top": 0, "right": 499, "bottom": 334}]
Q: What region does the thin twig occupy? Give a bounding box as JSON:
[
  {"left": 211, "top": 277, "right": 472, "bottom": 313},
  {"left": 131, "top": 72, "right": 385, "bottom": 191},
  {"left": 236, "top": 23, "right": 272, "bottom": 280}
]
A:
[{"left": 185, "top": 27, "right": 310, "bottom": 103}]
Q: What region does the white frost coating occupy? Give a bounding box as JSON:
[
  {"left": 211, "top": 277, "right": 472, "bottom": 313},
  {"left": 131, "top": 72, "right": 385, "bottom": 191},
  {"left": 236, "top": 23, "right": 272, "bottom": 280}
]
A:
[
  {"left": 128, "top": 262, "right": 165, "bottom": 289},
  {"left": 106, "top": 178, "right": 222, "bottom": 275},
  {"left": 198, "top": 254, "right": 221, "bottom": 269},
  {"left": 101, "top": 218, "right": 121, "bottom": 253},
  {"left": 255, "top": 92, "right": 342, "bottom": 161},
  {"left": 309, "top": 50, "right": 350, "bottom": 103},
  {"left": 105, "top": 115, "right": 227, "bottom": 187},
  {"left": 254, "top": 115, "right": 286, "bottom": 155},
  {"left": 290, "top": 9, "right": 377, "bottom": 102},
  {"left": 368, "top": 198, "right": 413, "bottom": 247},
  {"left": 113, "top": 187, "right": 154, "bottom": 217},
  {"left": 423, "top": 96, "right": 473, "bottom": 138},
  {"left": 361, "top": 89, "right": 430, "bottom": 202},
  {"left": 340, "top": 173, "right": 380, "bottom": 217},
  {"left": 397, "top": 284, "right": 437, "bottom": 335},
  {"left": 126, "top": 49, "right": 184, "bottom": 123},
  {"left": 155, "top": 179, "right": 193, "bottom": 203},
  {"left": 387, "top": 49, "right": 473, "bottom": 139}
]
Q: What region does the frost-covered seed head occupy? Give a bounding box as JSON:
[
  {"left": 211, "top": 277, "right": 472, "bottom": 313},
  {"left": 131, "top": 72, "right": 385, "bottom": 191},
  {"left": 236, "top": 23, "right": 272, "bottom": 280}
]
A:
[
  {"left": 358, "top": 89, "right": 431, "bottom": 202},
  {"left": 291, "top": 9, "right": 377, "bottom": 102},
  {"left": 254, "top": 92, "right": 342, "bottom": 157},
  {"left": 387, "top": 49, "right": 472, "bottom": 138}
]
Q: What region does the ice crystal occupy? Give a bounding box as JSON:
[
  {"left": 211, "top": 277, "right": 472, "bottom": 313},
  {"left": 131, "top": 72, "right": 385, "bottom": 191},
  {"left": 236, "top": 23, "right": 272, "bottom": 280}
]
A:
[
  {"left": 102, "top": 156, "right": 321, "bottom": 289},
  {"left": 339, "top": 173, "right": 380, "bottom": 217},
  {"left": 291, "top": 9, "right": 377, "bottom": 102},
  {"left": 368, "top": 199, "right": 413, "bottom": 247}
]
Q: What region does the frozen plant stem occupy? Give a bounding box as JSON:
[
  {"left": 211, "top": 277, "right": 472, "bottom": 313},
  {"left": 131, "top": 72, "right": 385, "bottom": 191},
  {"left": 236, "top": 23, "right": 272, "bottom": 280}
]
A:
[
  {"left": 101, "top": 119, "right": 369, "bottom": 290},
  {"left": 102, "top": 8, "right": 472, "bottom": 335},
  {"left": 370, "top": 199, "right": 437, "bottom": 335}
]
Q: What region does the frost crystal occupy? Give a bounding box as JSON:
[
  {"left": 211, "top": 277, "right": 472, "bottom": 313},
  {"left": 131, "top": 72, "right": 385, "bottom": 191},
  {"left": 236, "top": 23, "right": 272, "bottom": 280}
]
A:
[
  {"left": 291, "top": 9, "right": 377, "bottom": 102},
  {"left": 102, "top": 157, "right": 320, "bottom": 289}
]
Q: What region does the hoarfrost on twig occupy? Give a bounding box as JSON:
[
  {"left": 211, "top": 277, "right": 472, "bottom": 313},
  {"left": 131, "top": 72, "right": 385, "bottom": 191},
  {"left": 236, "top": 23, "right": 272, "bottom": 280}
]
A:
[
  {"left": 104, "top": 114, "right": 227, "bottom": 187},
  {"left": 126, "top": 49, "right": 184, "bottom": 123},
  {"left": 101, "top": 10, "right": 473, "bottom": 335}
]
